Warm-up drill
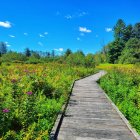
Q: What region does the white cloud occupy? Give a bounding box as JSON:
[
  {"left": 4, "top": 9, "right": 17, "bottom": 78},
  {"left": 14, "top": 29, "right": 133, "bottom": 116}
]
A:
[
  {"left": 80, "top": 33, "right": 85, "bottom": 36},
  {"left": 96, "top": 34, "right": 99, "bottom": 38},
  {"left": 77, "top": 37, "right": 81, "bottom": 41},
  {"left": 5, "top": 42, "right": 11, "bottom": 47},
  {"left": 38, "top": 42, "right": 43, "bottom": 46},
  {"left": 56, "top": 11, "right": 61, "bottom": 16},
  {"left": 59, "top": 48, "right": 64, "bottom": 51},
  {"left": 7, "top": 44, "right": 11, "bottom": 47},
  {"left": 9, "top": 35, "right": 15, "bottom": 38},
  {"left": 65, "top": 11, "right": 88, "bottom": 20},
  {"left": 65, "top": 15, "right": 73, "bottom": 19},
  {"left": 54, "top": 48, "right": 64, "bottom": 52},
  {"left": 79, "top": 27, "right": 92, "bottom": 33},
  {"left": 78, "top": 12, "right": 88, "bottom": 17},
  {"left": 44, "top": 32, "right": 48, "bottom": 35},
  {"left": 105, "top": 28, "right": 112, "bottom": 32},
  {"left": 24, "top": 33, "right": 28, "bottom": 36},
  {"left": 39, "top": 34, "right": 45, "bottom": 38},
  {"left": 0, "top": 21, "right": 12, "bottom": 28}
]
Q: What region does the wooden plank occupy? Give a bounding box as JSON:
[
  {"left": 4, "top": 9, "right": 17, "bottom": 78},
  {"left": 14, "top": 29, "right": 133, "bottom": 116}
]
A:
[{"left": 55, "top": 71, "right": 138, "bottom": 140}]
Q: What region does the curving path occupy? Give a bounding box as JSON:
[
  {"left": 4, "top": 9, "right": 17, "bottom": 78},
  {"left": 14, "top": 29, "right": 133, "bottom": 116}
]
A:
[{"left": 53, "top": 71, "right": 138, "bottom": 140}]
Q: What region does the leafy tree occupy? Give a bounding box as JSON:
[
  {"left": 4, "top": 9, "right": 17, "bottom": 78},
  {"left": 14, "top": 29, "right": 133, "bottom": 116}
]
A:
[
  {"left": 85, "top": 53, "right": 95, "bottom": 67},
  {"left": 76, "top": 50, "right": 85, "bottom": 56},
  {"left": 26, "top": 56, "right": 41, "bottom": 64},
  {"left": 119, "top": 38, "right": 140, "bottom": 63},
  {"left": 1, "top": 51, "right": 27, "bottom": 62},
  {"left": 25, "top": 48, "right": 31, "bottom": 57},
  {"left": 93, "top": 52, "right": 107, "bottom": 65},
  {"left": 66, "top": 51, "right": 85, "bottom": 66},
  {"left": 0, "top": 42, "right": 7, "bottom": 55},
  {"left": 126, "top": 38, "right": 140, "bottom": 59},
  {"left": 31, "top": 51, "right": 40, "bottom": 59}
]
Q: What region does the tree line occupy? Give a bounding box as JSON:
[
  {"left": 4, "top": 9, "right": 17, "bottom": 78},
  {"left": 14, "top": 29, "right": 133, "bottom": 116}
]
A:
[
  {"left": 97, "top": 19, "right": 140, "bottom": 64},
  {"left": 0, "top": 44, "right": 95, "bottom": 67},
  {"left": 0, "top": 19, "right": 140, "bottom": 66}
]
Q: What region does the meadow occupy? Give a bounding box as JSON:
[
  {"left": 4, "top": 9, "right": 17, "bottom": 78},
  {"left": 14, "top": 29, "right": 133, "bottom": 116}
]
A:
[
  {"left": 0, "top": 63, "right": 96, "bottom": 140},
  {"left": 98, "top": 64, "right": 140, "bottom": 134}
]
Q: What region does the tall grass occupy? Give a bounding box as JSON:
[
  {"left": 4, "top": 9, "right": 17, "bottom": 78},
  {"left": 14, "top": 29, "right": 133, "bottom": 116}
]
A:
[{"left": 98, "top": 64, "right": 140, "bottom": 134}]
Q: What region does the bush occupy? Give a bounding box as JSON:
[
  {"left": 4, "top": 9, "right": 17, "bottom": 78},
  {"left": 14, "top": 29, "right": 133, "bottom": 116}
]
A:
[{"left": 99, "top": 68, "right": 140, "bottom": 134}]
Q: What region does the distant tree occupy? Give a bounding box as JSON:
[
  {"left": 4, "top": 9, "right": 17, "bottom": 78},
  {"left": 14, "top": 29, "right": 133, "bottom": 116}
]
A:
[
  {"left": 51, "top": 50, "right": 55, "bottom": 58},
  {"left": 126, "top": 38, "right": 140, "bottom": 59},
  {"left": 1, "top": 51, "right": 27, "bottom": 62},
  {"left": 108, "top": 40, "right": 125, "bottom": 63},
  {"left": 65, "top": 49, "right": 72, "bottom": 57},
  {"left": 119, "top": 38, "right": 140, "bottom": 63},
  {"left": 76, "top": 50, "right": 85, "bottom": 56},
  {"left": 85, "top": 53, "right": 95, "bottom": 67},
  {"left": 123, "top": 24, "right": 133, "bottom": 42},
  {"left": 66, "top": 51, "right": 85, "bottom": 66},
  {"left": 25, "top": 48, "right": 31, "bottom": 57},
  {"left": 46, "top": 52, "right": 51, "bottom": 58},
  {"left": 31, "top": 51, "right": 40, "bottom": 59},
  {"left": 132, "top": 23, "right": 140, "bottom": 39},
  {"left": 0, "top": 42, "right": 7, "bottom": 56},
  {"left": 93, "top": 52, "right": 107, "bottom": 65},
  {"left": 114, "top": 19, "right": 126, "bottom": 40}
]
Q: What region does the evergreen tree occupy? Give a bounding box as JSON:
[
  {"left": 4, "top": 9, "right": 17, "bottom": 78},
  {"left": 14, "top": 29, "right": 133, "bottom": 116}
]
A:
[
  {"left": 114, "top": 19, "right": 126, "bottom": 40},
  {"left": 108, "top": 40, "right": 125, "bottom": 63},
  {"left": 123, "top": 24, "right": 133, "bottom": 42},
  {"left": 0, "top": 42, "right": 7, "bottom": 55},
  {"left": 65, "top": 49, "right": 72, "bottom": 57},
  {"left": 25, "top": 48, "right": 31, "bottom": 57},
  {"left": 132, "top": 23, "right": 140, "bottom": 39},
  {"left": 51, "top": 50, "right": 55, "bottom": 57}
]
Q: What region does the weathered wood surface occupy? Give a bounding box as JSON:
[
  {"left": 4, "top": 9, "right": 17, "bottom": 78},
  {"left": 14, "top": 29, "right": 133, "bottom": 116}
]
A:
[{"left": 57, "top": 71, "right": 137, "bottom": 140}]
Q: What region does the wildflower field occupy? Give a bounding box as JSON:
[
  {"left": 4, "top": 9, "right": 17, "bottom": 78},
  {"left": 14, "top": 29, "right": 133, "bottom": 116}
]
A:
[
  {"left": 0, "top": 63, "right": 96, "bottom": 140},
  {"left": 98, "top": 64, "right": 140, "bottom": 134}
]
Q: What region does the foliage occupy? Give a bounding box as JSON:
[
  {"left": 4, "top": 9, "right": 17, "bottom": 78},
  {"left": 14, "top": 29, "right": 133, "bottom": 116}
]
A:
[
  {"left": 114, "top": 19, "right": 126, "bottom": 40},
  {"left": 132, "top": 23, "right": 140, "bottom": 39},
  {"left": 0, "top": 42, "right": 7, "bottom": 56},
  {"left": 0, "top": 63, "right": 96, "bottom": 139},
  {"left": 24, "top": 48, "right": 31, "bottom": 57},
  {"left": 98, "top": 19, "right": 140, "bottom": 64},
  {"left": 66, "top": 51, "right": 85, "bottom": 66},
  {"left": 65, "top": 49, "right": 72, "bottom": 57},
  {"left": 119, "top": 38, "right": 140, "bottom": 64},
  {"left": 98, "top": 64, "right": 140, "bottom": 134},
  {"left": 107, "top": 40, "right": 125, "bottom": 63},
  {"left": 0, "top": 48, "right": 96, "bottom": 67},
  {"left": 1, "top": 52, "right": 27, "bottom": 63}
]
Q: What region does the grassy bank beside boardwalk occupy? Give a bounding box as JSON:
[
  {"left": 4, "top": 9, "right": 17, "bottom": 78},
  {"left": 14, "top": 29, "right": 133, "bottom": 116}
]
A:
[{"left": 98, "top": 64, "right": 140, "bottom": 134}]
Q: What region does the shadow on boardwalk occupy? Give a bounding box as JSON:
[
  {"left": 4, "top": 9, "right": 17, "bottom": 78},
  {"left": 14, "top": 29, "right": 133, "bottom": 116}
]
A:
[{"left": 51, "top": 71, "right": 139, "bottom": 140}]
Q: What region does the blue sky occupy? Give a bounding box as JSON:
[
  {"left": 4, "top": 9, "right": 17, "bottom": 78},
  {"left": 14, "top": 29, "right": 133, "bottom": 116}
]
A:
[{"left": 0, "top": 0, "right": 140, "bottom": 54}]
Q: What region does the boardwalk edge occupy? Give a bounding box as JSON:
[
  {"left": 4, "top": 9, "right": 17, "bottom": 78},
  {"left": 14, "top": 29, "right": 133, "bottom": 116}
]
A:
[{"left": 98, "top": 83, "right": 140, "bottom": 140}]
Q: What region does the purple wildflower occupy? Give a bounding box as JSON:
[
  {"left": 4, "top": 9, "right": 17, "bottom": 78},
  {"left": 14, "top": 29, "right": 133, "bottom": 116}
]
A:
[
  {"left": 2, "top": 109, "right": 10, "bottom": 113},
  {"left": 11, "top": 78, "right": 17, "bottom": 83},
  {"left": 24, "top": 69, "right": 29, "bottom": 73},
  {"left": 26, "top": 91, "right": 33, "bottom": 95}
]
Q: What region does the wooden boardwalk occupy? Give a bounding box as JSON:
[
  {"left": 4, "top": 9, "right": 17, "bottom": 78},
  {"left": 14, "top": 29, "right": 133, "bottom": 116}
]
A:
[{"left": 55, "top": 71, "right": 137, "bottom": 140}]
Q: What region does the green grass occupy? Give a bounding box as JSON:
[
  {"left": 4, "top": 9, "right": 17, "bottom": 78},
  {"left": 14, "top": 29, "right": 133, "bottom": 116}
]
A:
[{"left": 98, "top": 65, "right": 140, "bottom": 134}]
